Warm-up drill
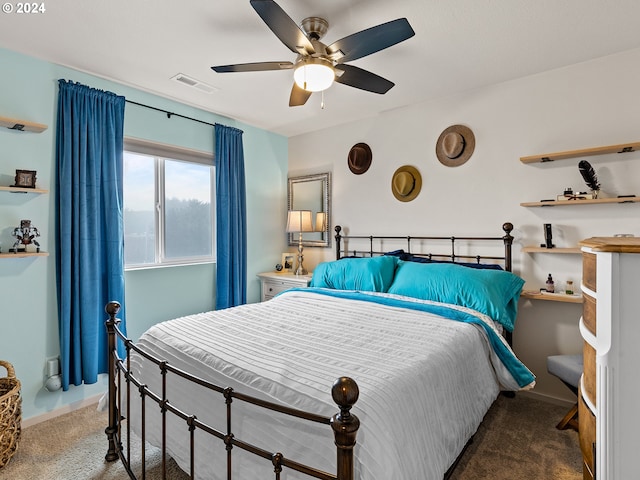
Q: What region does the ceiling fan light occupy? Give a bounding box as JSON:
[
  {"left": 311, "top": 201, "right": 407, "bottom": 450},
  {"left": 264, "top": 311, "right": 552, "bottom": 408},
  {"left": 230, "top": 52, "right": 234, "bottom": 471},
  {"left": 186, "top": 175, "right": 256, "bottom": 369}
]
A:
[{"left": 293, "top": 58, "right": 335, "bottom": 92}]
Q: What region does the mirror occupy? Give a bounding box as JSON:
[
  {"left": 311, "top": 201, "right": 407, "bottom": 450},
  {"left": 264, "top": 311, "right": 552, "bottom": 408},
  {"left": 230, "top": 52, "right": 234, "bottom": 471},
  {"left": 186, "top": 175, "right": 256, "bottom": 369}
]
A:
[{"left": 288, "top": 172, "right": 331, "bottom": 247}]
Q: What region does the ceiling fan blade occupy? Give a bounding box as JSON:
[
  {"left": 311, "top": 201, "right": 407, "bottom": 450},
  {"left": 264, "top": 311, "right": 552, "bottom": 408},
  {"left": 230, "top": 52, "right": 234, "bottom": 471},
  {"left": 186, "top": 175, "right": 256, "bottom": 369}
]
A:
[
  {"left": 327, "top": 18, "right": 415, "bottom": 63},
  {"left": 334, "top": 64, "right": 394, "bottom": 94},
  {"left": 250, "top": 0, "right": 315, "bottom": 55},
  {"left": 289, "top": 83, "right": 312, "bottom": 107},
  {"left": 212, "top": 61, "right": 293, "bottom": 73}
]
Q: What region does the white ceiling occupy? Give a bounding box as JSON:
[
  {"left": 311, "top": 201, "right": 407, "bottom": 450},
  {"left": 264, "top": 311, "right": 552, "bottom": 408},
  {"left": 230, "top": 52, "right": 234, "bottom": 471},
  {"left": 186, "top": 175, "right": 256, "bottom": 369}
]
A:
[{"left": 2, "top": 0, "right": 640, "bottom": 137}]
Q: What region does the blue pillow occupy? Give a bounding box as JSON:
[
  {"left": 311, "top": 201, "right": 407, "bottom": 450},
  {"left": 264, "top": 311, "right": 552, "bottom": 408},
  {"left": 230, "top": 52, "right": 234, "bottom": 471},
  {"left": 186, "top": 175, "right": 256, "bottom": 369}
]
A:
[
  {"left": 386, "top": 250, "right": 503, "bottom": 270},
  {"left": 387, "top": 261, "right": 524, "bottom": 331},
  {"left": 310, "top": 256, "right": 398, "bottom": 292}
]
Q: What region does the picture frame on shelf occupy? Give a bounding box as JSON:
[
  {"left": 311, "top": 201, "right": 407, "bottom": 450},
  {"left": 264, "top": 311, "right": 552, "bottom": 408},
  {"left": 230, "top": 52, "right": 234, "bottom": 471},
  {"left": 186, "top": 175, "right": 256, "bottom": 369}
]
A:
[
  {"left": 14, "top": 169, "right": 37, "bottom": 189},
  {"left": 281, "top": 253, "right": 294, "bottom": 273}
]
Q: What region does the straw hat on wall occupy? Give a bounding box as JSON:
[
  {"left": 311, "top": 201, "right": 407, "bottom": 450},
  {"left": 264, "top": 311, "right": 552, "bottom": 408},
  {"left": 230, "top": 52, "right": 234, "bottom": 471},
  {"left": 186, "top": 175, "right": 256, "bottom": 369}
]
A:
[
  {"left": 436, "top": 124, "right": 475, "bottom": 167},
  {"left": 391, "top": 165, "right": 422, "bottom": 202}
]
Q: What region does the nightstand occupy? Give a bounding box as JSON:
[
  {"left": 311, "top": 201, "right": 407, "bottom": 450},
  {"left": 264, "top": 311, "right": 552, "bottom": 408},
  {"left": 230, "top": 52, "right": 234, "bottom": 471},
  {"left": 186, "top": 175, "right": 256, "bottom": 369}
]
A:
[{"left": 257, "top": 271, "right": 313, "bottom": 302}]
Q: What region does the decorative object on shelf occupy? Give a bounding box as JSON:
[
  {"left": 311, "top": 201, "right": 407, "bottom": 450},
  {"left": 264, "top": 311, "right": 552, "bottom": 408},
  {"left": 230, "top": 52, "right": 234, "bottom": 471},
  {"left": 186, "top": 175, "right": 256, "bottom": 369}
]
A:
[
  {"left": 286, "top": 210, "right": 313, "bottom": 275},
  {"left": 347, "top": 143, "right": 372, "bottom": 175},
  {"left": 275, "top": 263, "right": 283, "bottom": 272},
  {"left": 13, "top": 170, "right": 37, "bottom": 189},
  {"left": 578, "top": 160, "right": 601, "bottom": 198},
  {"left": 545, "top": 273, "right": 555, "bottom": 293},
  {"left": 565, "top": 280, "right": 574, "bottom": 295},
  {"left": 436, "top": 124, "right": 475, "bottom": 167},
  {"left": 541, "top": 223, "right": 555, "bottom": 248},
  {"left": 9, "top": 219, "right": 40, "bottom": 253},
  {"left": 391, "top": 165, "right": 422, "bottom": 202}
]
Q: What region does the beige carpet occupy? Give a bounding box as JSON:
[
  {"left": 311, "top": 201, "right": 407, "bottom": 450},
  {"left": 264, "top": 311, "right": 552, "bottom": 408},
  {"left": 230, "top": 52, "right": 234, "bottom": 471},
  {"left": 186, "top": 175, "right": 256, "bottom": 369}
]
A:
[{"left": 0, "top": 394, "right": 581, "bottom": 479}]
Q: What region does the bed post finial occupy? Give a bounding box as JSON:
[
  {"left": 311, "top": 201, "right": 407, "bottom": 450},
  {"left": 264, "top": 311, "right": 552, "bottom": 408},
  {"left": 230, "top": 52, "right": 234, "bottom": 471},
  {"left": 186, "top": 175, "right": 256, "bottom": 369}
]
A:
[
  {"left": 335, "top": 225, "right": 342, "bottom": 260},
  {"left": 105, "top": 301, "right": 121, "bottom": 462},
  {"left": 501, "top": 222, "right": 514, "bottom": 272},
  {"left": 331, "top": 376, "right": 360, "bottom": 480}
]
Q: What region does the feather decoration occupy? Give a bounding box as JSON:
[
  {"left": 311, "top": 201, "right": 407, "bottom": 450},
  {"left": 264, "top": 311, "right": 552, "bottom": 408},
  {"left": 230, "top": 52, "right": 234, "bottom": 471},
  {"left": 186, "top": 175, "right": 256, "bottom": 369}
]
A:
[{"left": 578, "top": 160, "right": 600, "bottom": 191}]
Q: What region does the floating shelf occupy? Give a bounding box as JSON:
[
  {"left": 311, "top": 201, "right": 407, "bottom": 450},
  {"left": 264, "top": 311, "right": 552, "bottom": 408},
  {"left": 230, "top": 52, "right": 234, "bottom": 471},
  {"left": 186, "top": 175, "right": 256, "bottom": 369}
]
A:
[
  {"left": 0, "top": 185, "right": 48, "bottom": 194},
  {"left": 522, "top": 246, "right": 582, "bottom": 254},
  {"left": 520, "top": 141, "right": 640, "bottom": 164},
  {"left": 0, "top": 115, "right": 48, "bottom": 133},
  {"left": 521, "top": 290, "right": 583, "bottom": 304},
  {"left": 0, "top": 252, "right": 49, "bottom": 259},
  {"left": 521, "top": 196, "right": 640, "bottom": 207}
]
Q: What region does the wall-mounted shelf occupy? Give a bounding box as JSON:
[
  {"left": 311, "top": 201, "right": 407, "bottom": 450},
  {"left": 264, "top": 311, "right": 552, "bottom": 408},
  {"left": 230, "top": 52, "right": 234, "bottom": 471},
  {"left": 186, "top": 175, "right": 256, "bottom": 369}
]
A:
[
  {"left": 0, "top": 115, "right": 48, "bottom": 133},
  {"left": 0, "top": 185, "right": 48, "bottom": 194},
  {"left": 521, "top": 196, "right": 640, "bottom": 207},
  {"left": 520, "top": 141, "right": 640, "bottom": 164},
  {"left": 0, "top": 252, "right": 49, "bottom": 259},
  {"left": 521, "top": 290, "right": 583, "bottom": 304},
  {"left": 522, "top": 246, "right": 581, "bottom": 254}
]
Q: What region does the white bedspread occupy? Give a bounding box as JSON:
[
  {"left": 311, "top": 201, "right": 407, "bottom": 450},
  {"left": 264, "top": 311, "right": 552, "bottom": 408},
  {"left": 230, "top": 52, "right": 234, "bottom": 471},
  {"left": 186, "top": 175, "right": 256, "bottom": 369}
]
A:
[{"left": 128, "top": 289, "right": 509, "bottom": 480}]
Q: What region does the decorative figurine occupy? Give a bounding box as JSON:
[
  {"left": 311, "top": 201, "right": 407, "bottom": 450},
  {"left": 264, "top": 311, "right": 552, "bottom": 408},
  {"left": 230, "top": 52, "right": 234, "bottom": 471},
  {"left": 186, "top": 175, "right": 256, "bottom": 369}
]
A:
[{"left": 10, "top": 219, "right": 41, "bottom": 253}]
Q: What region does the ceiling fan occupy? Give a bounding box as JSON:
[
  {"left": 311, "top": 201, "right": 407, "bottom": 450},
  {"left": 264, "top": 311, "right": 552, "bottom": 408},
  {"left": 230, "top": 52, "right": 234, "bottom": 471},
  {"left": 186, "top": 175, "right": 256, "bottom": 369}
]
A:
[{"left": 211, "top": 0, "right": 415, "bottom": 107}]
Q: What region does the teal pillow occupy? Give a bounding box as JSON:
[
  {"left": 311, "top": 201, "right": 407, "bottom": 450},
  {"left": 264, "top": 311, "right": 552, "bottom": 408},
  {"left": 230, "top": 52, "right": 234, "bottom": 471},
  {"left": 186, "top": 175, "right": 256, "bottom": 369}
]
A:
[
  {"left": 387, "top": 261, "right": 525, "bottom": 331},
  {"left": 310, "top": 256, "right": 398, "bottom": 292}
]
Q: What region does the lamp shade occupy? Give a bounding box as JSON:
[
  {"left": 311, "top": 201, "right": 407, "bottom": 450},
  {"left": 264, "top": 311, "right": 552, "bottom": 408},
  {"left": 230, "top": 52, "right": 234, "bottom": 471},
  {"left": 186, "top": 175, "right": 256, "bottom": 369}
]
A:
[
  {"left": 286, "top": 210, "right": 313, "bottom": 233},
  {"left": 315, "top": 212, "right": 327, "bottom": 232},
  {"left": 293, "top": 57, "right": 335, "bottom": 92}
]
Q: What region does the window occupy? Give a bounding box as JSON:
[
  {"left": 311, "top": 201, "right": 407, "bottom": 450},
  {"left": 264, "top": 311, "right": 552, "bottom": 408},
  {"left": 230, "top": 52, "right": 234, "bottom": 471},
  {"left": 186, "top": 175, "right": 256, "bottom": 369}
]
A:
[{"left": 123, "top": 139, "right": 215, "bottom": 269}]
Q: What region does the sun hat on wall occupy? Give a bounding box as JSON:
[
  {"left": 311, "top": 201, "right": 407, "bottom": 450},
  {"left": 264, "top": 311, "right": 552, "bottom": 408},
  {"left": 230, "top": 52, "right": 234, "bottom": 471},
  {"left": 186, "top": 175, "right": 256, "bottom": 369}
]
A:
[
  {"left": 348, "top": 142, "right": 372, "bottom": 174},
  {"left": 436, "top": 124, "right": 475, "bottom": 167},
  {"left": 391, "top": 165, "right": 422, "bottom": 202}
]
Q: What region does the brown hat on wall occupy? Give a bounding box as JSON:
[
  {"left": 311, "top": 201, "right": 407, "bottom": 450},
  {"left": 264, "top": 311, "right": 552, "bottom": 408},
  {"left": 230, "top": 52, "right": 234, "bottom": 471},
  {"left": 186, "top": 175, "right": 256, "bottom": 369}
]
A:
[
  {"left": 348, "top": 143, "right": 372, "bottom": 174},
  {"left": 391, "top": 165, "right": 422, "bottom": 202},
  {"left": 436, "top": 125, "right": 475, "bottom": 167}
]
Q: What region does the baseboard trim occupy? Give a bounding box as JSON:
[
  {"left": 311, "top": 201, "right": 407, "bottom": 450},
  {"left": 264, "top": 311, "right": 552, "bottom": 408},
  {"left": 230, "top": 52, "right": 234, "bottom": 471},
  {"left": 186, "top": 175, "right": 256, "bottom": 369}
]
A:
[
  {"left": 518, "top": 389, "right": 576, "bottom": 408},
  {"left": 22, "top": 393, "right": 103, "bottom": 428}
]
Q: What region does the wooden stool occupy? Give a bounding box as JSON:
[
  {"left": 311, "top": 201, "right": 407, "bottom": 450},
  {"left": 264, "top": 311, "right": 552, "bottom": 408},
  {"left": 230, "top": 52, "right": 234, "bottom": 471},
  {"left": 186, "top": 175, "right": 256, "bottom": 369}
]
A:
[{"left": 547, "top": 354, "right": 583, "bottom": 432}]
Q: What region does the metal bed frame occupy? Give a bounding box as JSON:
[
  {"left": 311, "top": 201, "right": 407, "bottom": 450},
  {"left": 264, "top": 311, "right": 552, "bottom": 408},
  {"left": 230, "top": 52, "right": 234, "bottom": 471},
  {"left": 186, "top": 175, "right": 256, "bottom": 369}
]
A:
[
  {"left": 104, "top": 302, "right": 360, "bottom": 480},
  {"left": 104, "top": 222, "right": 515, "bottom": 480}
]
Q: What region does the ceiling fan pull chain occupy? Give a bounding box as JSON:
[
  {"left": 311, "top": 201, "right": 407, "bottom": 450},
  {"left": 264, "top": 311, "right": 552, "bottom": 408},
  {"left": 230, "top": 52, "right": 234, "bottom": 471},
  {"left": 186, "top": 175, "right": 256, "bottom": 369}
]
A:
[{"left": 321, "top": 90, "right": 325, "bottom": 109}]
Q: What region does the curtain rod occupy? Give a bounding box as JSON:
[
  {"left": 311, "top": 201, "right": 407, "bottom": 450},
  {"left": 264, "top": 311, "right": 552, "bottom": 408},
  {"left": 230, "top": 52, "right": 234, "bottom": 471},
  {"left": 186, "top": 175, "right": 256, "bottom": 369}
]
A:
[{"left": 125, "top": 99, "right": 216, "bottom": 128}]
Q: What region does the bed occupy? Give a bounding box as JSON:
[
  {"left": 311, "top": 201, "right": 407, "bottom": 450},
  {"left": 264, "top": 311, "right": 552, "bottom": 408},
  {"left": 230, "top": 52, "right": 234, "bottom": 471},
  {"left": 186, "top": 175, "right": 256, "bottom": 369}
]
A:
[{"left": 104, "top": 222, "right": 535, "bottom": 480}]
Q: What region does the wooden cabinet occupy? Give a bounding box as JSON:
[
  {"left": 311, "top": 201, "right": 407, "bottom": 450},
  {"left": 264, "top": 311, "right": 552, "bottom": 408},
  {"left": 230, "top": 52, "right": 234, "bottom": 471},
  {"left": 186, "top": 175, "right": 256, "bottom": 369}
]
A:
[
  {"left": 257, "top": 272, "right": 312, "bottom": 302},
  {"left": 578, "top": 237, "right": 640, "bottom": 480}
]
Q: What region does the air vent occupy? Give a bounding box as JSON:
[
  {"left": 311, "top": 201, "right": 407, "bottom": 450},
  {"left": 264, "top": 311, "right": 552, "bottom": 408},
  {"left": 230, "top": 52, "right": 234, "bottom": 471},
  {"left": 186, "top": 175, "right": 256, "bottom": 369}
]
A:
[{"left": 170, "top": 73, "right": 218, "bottom": 94}]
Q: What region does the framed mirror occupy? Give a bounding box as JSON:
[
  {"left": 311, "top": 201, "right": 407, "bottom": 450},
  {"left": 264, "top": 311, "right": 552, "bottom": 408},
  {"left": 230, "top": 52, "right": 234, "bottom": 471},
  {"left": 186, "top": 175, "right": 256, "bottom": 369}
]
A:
[{"left": 288, "top": 172, "right": 331, "bottom": 247}]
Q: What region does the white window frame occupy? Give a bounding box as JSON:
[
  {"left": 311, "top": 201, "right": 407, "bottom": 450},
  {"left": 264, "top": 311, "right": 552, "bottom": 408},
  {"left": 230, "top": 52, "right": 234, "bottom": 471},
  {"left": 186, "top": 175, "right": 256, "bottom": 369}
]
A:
[{"left": 123, "top": 137, "right": 216, "bottom": 270}]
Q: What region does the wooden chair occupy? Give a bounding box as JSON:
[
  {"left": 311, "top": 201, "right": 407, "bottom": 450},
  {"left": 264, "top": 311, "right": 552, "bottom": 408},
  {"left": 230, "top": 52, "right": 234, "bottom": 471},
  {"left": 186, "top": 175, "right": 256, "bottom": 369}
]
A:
[{"left": 546, "top": 354, "right": 583, "bottom": 432}]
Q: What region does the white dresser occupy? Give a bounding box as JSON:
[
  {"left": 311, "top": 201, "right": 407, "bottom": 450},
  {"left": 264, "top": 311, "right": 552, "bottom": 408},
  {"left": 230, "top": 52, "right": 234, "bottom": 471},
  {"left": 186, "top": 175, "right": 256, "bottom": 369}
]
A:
[
  {"left": 578, "top": 237, "right": 640, "bottom": 480},
  {"left": 257, "top": 271, "right": 312, "bottom": 302}
]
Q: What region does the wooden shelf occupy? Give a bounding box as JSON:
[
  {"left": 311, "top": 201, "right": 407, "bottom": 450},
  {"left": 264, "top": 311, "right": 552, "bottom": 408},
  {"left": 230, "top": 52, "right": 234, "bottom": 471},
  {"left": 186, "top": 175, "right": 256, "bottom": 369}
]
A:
[
  {"left": 0, "top": 252, "right": 49, "bottom": 259},
  {"left": 522, "top": 246, "right": 582, "bottom": 254},
  {"left": 521, "top": 290, "right": 583, "bottom": 304},
  {"left": 521, "top": 196, "right": 640, "bottom": 207},
  {"left": 0, "top": 185, "right": 48, "bottom": 194},
  {"left": 0, "top": 115, "right": 48, "bottom": 133},
  {"left": 520, "top": 141, "right": 640, "bottom": 164}
]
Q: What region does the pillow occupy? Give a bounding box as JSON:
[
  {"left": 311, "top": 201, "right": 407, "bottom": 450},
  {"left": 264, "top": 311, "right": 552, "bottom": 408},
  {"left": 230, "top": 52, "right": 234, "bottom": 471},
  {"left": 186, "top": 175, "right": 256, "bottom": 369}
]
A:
[
  {"left": 387, "top": 250, "right": 503, "bottom": 270},
  {"left": 310, "top": 256, "right": 398, "bottom": 292},
  {"left": 387, "top": 261, "right": 524, "bottom": 331}
]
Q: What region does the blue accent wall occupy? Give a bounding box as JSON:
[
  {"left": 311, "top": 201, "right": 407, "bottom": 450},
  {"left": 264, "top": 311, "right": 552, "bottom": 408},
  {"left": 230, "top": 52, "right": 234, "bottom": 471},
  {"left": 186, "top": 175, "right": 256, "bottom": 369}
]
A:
[{"left": 0, "top": 48, "right": 288, "bottom": 421}]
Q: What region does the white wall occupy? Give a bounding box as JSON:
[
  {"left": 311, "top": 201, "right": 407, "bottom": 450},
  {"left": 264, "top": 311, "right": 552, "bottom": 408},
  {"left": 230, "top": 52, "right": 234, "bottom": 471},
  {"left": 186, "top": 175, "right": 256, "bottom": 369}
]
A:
[{"left": 289, "top": 47, "right": 640, "bottom": 403}]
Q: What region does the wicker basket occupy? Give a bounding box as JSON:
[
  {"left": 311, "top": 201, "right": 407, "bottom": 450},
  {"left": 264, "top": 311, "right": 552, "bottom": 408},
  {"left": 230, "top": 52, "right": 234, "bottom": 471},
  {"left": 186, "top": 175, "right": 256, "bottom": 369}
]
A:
[{"left": 0, "top": 360, "right": 21, "bottom": 469}]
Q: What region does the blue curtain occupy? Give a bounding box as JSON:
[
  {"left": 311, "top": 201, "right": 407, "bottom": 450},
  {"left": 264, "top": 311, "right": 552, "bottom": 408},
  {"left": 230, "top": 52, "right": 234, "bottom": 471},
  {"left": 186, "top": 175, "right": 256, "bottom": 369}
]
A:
[
  {"left": 215, "top": 124, "right": 247, "bottom": 309},
  {"left": 55, "top": 80, "right": 126, "bottom": 391}
]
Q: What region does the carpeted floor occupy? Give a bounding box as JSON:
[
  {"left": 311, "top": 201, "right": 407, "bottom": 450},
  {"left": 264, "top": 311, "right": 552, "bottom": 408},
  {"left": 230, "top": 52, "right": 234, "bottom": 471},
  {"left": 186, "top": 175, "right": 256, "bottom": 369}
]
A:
[{"left": 0, "top": 393, "right": 581, "bottom": 479}]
